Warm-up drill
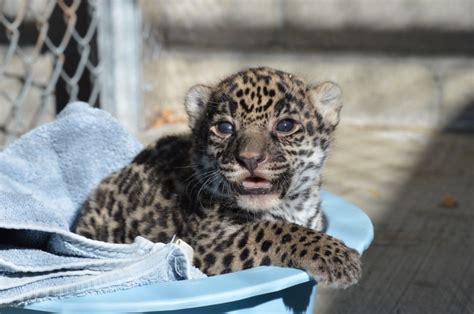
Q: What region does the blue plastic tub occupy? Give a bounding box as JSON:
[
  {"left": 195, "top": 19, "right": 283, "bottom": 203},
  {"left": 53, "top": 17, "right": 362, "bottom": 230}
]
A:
[{"left": 10, "top": 191, "right": 373, "bottom": 313}]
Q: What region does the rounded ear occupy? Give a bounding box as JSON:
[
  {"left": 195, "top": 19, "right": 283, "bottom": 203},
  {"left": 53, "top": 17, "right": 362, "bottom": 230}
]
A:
[
  {"left": 309, "top": 81, "right": 343, "bottom": 128},
  {"left": 185, "top": 84, "right": 212, "bottom": 129}
]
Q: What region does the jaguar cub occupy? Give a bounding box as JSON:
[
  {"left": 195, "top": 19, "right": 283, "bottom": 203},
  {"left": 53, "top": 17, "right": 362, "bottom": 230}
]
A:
[{"left": 75, "top": 67, "right": 361, "bottom": 287}]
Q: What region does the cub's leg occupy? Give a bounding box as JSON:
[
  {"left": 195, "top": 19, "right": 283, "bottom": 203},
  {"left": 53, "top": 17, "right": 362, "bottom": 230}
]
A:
[
  {"left": 191, "top": 221, "right": 361, "bottom": 288},
  {"left": 75, "top": 172, "right": 126, "bottom": 242},
  {"left": 75, "top": 166, "right": 180, "bottom": 244}
]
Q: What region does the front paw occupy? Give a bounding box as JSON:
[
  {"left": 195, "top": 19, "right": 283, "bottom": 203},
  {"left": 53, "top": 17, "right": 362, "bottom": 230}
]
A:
[{"left": 297, "top": 236, "right": 362, "bottom": 288}]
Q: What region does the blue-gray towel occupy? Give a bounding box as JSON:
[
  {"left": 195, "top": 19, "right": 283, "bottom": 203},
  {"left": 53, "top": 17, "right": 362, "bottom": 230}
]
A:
[{"left": 0, "top": 102, "right": 204, "bottom": 307}]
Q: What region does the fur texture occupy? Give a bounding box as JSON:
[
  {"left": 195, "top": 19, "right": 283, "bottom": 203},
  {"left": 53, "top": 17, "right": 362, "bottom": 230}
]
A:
[{"left": 75, "top": 67, "right": 361, "bottom": 287}]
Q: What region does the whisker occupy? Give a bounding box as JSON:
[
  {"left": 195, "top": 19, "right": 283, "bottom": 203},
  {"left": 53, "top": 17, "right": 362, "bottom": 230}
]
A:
[{"left": 185, "top": 169, "right": 218, "bottom": 197}]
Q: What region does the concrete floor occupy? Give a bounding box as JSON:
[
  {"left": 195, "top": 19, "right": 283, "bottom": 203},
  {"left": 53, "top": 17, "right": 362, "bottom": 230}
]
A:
[{"left": 316, "top": 124, "right": 474, "bottom": 314}]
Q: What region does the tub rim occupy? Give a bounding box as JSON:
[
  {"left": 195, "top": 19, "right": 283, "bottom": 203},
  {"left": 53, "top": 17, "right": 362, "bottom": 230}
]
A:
[{"left": 26, "top": 191, "right": 374, "bottom": 312}]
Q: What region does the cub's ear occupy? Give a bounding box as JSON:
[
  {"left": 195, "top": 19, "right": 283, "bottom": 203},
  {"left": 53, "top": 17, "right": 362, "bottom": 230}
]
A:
[
  {"left": 309, "top": 81, "right": 343, "bottom": 128},
  {"left": 185, "top": 84, "right": 212, "bottom": 129}
]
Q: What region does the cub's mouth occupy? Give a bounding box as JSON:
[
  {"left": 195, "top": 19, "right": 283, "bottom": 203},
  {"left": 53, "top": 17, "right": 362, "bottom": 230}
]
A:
[
  {"left": 241, "top": 176, "right": 274, "bottom": 195},
  {"left": 236, "top": 175, "right": 282, "bottom": 211}
]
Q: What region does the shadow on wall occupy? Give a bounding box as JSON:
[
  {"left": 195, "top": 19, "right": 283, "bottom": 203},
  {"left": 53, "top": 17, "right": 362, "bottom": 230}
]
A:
[
  {"left": 447, "top": 100, "right": 474, "bottom": 131},
  {"left": 319, "top": 102, "right": 474, "bottom": 314}
]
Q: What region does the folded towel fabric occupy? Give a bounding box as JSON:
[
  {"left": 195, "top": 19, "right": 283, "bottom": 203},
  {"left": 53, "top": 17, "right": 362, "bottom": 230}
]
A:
[{"left": 0, "top": 102, "right": 204, "bottom": 307}]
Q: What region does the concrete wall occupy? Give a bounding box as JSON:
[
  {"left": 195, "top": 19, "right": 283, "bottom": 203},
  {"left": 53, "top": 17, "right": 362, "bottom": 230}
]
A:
[
  {"left": 141, "top": 0, "right": 474, "bottom": 53},
  {"left": 140, "top": 0, "right": 474, "bottom": 130},
  {"left": 0, "top": 47, "right": 55, "bottom": 146}
]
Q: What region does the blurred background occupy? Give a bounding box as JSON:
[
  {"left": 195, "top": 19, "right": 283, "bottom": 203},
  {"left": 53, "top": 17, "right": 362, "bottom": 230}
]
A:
[{"left": 1, "top": 0, "right": 473, "bottom": 313}]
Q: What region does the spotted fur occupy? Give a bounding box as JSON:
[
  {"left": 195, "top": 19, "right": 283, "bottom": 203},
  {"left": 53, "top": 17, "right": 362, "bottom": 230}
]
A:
[{"left": 75, "top": 67, "right": 361, "bottom": 288}]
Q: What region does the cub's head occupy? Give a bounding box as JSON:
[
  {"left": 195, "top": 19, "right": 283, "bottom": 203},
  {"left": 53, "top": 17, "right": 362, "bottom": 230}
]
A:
[{"left": 185, "top": 67, "right": 342, "bottom": 213}]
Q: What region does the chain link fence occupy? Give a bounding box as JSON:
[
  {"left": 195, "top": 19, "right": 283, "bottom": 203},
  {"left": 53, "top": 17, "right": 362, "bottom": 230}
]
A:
[{"left": 0, "top": 0, "right": 100, "bottom": 146}]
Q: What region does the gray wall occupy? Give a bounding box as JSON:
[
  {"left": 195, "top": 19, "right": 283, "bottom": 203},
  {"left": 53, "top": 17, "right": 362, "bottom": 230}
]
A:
[{"left": 140, "top": 0, "right": 474, "bottom": 130}]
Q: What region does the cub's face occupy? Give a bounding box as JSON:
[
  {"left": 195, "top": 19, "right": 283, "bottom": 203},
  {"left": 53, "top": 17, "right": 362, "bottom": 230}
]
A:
[{"left": 186, "top": 67, "right": 342, "bottom": 212}]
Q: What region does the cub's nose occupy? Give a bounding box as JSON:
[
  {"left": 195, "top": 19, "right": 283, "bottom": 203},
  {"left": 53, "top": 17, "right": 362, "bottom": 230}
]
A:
[{"left": 237, "top": 151, "right": 267, "bottom": 173}]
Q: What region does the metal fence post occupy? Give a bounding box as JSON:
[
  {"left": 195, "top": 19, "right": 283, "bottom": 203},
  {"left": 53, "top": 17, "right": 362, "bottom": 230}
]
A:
[{"left": 96, "top": 0, "right": 143, "bottom": 133}]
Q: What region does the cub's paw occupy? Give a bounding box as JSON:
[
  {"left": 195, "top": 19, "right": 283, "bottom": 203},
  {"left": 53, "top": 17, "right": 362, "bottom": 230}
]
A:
[{"left": 297, "top": 236, "right": 361, "bottom": 288}]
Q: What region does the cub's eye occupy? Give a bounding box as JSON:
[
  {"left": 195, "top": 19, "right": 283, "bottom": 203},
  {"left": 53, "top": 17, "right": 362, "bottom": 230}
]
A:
[
  {"left": 275, "top": 119, "right": 297, "bottom": 134},
  {"left": 216, "top": 121, "right": 235, "bottom": 135}
]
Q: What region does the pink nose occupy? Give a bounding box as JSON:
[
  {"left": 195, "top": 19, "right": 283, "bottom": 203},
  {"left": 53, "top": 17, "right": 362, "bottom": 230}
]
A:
[{"left": 237, "top": 151, "right": 267, "bottom": 172}]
